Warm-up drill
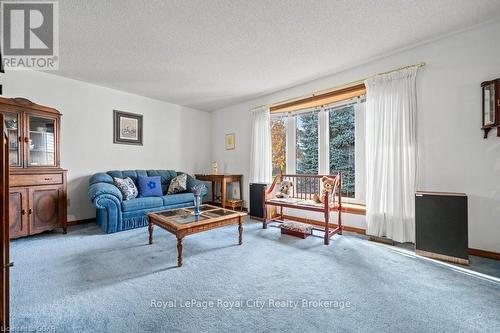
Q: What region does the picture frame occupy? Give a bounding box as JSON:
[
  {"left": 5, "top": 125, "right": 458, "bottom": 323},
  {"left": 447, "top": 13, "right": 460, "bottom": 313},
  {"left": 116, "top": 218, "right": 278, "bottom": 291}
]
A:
[
  {"left": 225, "top": 133, "right": 235, "bottom": 150},
  {"left": 113, "top": 110, "right": 143, "bottom": 145}
]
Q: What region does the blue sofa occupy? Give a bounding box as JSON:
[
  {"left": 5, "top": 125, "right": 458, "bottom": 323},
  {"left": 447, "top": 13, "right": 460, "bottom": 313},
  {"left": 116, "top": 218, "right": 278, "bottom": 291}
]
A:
[{"left": 88, "top": 169, "right": 207, "bottom": 233}]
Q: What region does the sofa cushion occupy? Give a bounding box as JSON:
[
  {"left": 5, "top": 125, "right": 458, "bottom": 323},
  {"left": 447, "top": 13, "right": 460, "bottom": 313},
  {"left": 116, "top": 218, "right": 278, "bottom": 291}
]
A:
[
  {"left": 162, "top": 193, "right": 194, "bottom": 206},
  {"left": 121, "top": 196, "right": 163, "bottom": 212},
  {"left": 146, "top": 170, "right": 177, "bottom": 193},
  {"left": 113, "top": 177, "right": 139, "bottom": 200},
  {"left": 167, "top": 174, "right": 187, "bottom": 194},
  {"left": 137, "top": 175, "right": 162, "bottom": 197}
]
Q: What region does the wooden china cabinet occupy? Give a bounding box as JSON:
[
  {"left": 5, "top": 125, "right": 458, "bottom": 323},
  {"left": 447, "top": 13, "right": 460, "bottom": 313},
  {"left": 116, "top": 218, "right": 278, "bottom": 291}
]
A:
[{"left": 0, "top": 97, "right": 67, "bottom": 239}]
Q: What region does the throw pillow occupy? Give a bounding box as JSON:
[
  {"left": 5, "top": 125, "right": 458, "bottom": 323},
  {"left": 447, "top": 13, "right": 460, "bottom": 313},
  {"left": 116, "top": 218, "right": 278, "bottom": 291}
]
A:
[
  {"left": 167, "top": 173, "right": 187, "bottom": 194},
  {"left": 137, "top": 175, "right": 163, "bottom": 197},
  {"left": 113, "top": 177, "right": 138, "bottom": 200}
]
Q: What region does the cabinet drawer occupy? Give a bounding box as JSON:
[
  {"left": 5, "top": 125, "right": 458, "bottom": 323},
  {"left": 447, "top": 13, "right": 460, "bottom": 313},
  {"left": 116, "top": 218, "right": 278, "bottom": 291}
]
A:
[{"left": 10, "top": 173, "right": 63, "bottom": 186}]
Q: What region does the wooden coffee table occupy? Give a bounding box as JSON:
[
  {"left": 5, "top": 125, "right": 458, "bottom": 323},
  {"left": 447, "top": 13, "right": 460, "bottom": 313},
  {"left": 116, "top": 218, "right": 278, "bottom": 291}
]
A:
[{"left": 147, "top": 204, "right": 246, "bottom": 267}]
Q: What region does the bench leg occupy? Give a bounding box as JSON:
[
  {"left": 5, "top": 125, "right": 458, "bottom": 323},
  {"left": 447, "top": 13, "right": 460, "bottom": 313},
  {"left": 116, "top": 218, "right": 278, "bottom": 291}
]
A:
[{"left": 324, "top": 199, "right": 330, "bottom": 245}]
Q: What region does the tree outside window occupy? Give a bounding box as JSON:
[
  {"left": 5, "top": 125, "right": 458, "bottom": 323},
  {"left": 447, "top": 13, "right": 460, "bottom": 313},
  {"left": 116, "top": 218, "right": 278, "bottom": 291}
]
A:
[
  {"left": 296, "top": 112, "right": 318, "bottom": 174},
  {"left": 329, "top": 105, "right": 355, "bottom": 197},
  {"left": 271, "top": 115, "right": 286, "bottom": 177},
  {"left": 296, "top": 111, "right": 318, "bottom": 194}
]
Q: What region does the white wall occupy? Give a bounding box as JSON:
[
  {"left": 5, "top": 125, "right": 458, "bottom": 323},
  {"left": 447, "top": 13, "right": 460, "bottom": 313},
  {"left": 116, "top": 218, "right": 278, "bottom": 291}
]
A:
[
  {"left": 211, "top": 20, "right": 500, "bottom": 253},
  {"left": 1, "top": 70, "right": 212, "bottom": 221}
]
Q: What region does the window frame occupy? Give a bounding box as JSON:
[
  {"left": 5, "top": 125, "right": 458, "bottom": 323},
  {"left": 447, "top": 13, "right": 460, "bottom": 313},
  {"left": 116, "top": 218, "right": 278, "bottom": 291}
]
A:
[{"left": 270, "top": 96, "right": 366, "bottom": 204}]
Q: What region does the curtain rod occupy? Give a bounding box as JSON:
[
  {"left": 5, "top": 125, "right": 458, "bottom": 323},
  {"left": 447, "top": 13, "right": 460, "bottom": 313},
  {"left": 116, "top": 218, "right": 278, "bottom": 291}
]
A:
[{"left": 249, "top": 62, "right": 426, "bottom": 111}]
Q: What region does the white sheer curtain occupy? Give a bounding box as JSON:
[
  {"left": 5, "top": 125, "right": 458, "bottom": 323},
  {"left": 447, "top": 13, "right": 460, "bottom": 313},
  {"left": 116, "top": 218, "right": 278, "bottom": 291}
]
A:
[
  {"left": 364, "top": 67, "right": 418, "bottom": 243},
  {"left": 249, "top": 106, "right": 272, "bottom": 183}
]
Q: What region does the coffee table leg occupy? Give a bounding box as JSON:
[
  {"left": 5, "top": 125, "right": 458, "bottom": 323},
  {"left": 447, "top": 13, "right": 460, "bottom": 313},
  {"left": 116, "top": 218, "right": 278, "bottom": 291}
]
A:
[
  {"left": 177, "top": 237, "right": 183, "bottom": 267},
  {"left": 148, "top": 221, "right": 153, "bottom": 245},
  {"left": 238, "top": 218, "right": 243, "bottom": 245}
]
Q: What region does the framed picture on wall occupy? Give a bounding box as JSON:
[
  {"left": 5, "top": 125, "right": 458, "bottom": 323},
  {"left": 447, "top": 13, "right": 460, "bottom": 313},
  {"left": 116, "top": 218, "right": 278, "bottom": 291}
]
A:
[
  {"left": 113, "top": 110, "right": 143, "bottom": 145},
  {"left": 225, "top": 133, "right": 235, "bottom": 150}
]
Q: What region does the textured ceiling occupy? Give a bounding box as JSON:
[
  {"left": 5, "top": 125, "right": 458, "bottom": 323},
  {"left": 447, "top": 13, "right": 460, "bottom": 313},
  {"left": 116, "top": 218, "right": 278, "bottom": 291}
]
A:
[{"left": 56, "top": 0, "right": 500, "bottom": 111}]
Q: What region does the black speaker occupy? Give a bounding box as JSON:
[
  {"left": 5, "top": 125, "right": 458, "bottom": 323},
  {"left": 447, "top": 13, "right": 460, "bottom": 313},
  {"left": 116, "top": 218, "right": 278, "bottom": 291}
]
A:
[
  {"left": 415, "top": 191, "right": 468, "bottom": 265},
  {"left": 250, "top": 183, "right": 267, "bottom": 219}
]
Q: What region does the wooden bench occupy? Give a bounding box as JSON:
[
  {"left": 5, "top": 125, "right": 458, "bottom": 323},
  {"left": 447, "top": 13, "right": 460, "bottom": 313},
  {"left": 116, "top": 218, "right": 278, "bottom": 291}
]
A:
[{"left": 263, "top": 173, "right": 343, "bottom": 245}]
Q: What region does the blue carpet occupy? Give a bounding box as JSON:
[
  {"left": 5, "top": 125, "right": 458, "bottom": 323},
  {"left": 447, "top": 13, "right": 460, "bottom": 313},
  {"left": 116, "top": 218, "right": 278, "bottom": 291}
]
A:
[{"left": 10, "top": 220, "right": 500, "bottom": 333}]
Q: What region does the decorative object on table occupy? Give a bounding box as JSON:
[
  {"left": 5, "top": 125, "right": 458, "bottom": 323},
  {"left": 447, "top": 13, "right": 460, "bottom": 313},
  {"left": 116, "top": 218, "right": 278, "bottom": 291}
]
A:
[
  {"left": 211, "top": 161, "right": 218, "bottom": 174},
  {"left": 280, "top": 221, "right": 313, "bottom": 239},
  {"left": 481, "top": 78, "right": 499, "bottom": 138},
  {"left": 225, "top": 133, "right": 235, "bottom": 150},
  {"left": 191, "top": 184, "right": 207, "bottom": 216},
  {"left": 137, "top": 175, "right": 162, "bottom": 197},
  {"left": 113, "top": 110, "right": 143, "bottom": 145},
  {"left": 313, "top": 176, "right": 337, "bottom": 204},
  {"left": 113, "top": 177, "right": 139, "bottom": 200},
  {"left": 167, "top": 173, "right": 187, "bottom": 194},
  {"left": 275, "top": 180, "right": 293, "bottom": 198}
]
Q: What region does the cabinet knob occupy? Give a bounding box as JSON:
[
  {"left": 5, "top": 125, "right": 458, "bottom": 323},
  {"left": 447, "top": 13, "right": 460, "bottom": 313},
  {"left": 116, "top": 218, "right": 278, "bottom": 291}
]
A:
[
  {"left": 44, "top": 177, "right": 52, "bottom": 181},
  {"left": 28, "top": 208, "right": 32, "bottom": 215},
  {"left": 18, "top": 136, "right": 22, "bottom": 142},
  {"left": 24, "top": 137, "right": 29, "bottom": 143},
  {"left": 21, "top": 209, "right": 26, "bottom": 215},
  {"left": 4, "top": 262, "right": 13, "bottom": 268}
]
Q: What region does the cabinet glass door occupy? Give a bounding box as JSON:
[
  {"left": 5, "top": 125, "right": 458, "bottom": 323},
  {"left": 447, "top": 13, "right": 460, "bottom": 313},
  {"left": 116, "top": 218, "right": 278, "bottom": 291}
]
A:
[
  {"left": 3, "top": 112, "right": 22, "bottom": 167},
  {"left": 27, "top": 115, "right": 56, "bottom": 166}
]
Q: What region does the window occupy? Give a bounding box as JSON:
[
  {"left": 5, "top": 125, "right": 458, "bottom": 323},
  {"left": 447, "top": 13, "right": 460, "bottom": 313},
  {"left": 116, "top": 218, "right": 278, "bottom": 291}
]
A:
[
  {"left": 271, "top": 115, "right": 287, "bottom": 177},
  {"left": 328, "top": 104, "right": 355, "bottom": 198},
  {"left": 269, "top": 94, "right": 365, "bottom": 203},
  {"left": 295, "top": 111, "right": 318, "bottom": 175}
]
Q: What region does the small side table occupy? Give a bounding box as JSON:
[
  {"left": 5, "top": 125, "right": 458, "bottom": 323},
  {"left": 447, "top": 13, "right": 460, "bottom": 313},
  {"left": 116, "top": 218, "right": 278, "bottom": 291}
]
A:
[{"left": 195, "top": 174, "right": 243, "bottom": 209}]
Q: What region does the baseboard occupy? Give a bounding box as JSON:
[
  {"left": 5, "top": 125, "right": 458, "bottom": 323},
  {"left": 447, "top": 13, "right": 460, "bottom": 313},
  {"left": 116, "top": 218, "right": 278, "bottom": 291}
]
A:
[
  {"left": 67, "top": 218, "right": 95, "bottom": 226},
  {"left": 468, "top": 248, "right": 500, "bottom": 260},
  {"left": 369, "top": 235, "right": 395, "bottom": 245}
]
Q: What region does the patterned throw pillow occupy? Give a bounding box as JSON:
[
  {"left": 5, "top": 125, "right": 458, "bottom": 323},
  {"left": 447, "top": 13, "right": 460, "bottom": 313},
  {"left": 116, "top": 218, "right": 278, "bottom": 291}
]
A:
[
  {"left": 167, "top": 174, "right": 187, "bottom": 194},
  {"left": 113, "top": 177, "right": 138, "bottom": 200},
  {"left": 137, "top": 175, "right": 162, "bottom": 197}
]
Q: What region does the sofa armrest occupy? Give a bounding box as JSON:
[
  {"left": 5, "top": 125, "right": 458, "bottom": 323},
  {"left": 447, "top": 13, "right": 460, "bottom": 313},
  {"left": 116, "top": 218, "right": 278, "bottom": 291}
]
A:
[
  {"left": 88, "top": 182, "right": 123, "bottom": 204},
  {"left": 185, "top": 174, "right": 208, "bottom": 197}
]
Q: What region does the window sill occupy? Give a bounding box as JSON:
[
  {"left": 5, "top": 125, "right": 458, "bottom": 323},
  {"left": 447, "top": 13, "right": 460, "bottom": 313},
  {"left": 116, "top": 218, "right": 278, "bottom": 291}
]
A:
[{"left": 341, "top": 202, "right": 366, "bottom": 215}]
